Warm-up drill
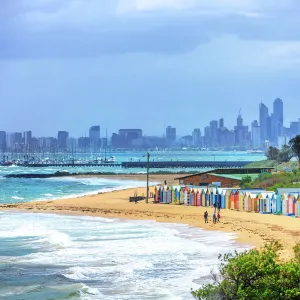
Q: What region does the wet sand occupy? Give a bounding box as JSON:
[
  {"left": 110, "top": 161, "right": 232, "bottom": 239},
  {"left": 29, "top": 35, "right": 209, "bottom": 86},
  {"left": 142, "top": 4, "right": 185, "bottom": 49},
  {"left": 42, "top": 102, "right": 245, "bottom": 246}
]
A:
[{"left": 1, "top": 174, "right": 300, "bottom": 259}]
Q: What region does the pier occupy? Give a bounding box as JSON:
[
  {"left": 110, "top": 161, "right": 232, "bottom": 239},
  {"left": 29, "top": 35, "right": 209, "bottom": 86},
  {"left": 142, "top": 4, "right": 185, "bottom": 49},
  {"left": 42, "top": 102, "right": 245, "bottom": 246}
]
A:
[
  {"left": 20, "top": 163, "right": 122, "bottom": 167},
  {"left": 11, "top": 161, "right": 253, "bottom": 169},
  {"left": 121, "top": 161, "right": 252, "bottom": 168}
]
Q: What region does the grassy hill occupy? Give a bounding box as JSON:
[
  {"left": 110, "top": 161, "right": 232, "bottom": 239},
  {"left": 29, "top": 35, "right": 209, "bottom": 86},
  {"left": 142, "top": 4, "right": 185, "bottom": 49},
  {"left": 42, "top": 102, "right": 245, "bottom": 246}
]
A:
[
  {"left": 243, "top": 160, "right": 300, "bottom": 191},
  {"left": 246, "top": 159, "right": 298, "bottom": 172}
]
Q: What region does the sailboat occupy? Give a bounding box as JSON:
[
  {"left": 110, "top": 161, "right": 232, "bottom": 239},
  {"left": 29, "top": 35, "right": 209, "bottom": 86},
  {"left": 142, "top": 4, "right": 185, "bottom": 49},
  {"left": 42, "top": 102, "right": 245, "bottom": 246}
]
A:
[{"left": 102, "top": 128, "right": 116, "bottom": 164}]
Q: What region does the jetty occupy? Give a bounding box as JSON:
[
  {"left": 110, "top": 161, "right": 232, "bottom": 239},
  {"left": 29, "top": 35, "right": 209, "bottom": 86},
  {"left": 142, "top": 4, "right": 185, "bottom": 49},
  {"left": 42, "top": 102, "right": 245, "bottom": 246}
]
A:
[
  {"left": 13, "top": 161, "right": 253, "bottom": 169},
  {"left": 19, "top": 163, "right": 122, "bottom": 167},
  {"left": 121, "top": 161, "right": 252, "bottom": 169}
]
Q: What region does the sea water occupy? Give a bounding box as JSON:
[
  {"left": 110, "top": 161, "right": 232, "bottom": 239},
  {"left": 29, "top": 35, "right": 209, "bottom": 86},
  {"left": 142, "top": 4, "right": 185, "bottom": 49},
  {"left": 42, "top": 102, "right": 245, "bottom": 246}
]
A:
[
  {"left": 0, "top": 212, "right": 249, "bottom": 300},
  {"left": 0, "top": 176, "right": 150, "bottom": 204}
]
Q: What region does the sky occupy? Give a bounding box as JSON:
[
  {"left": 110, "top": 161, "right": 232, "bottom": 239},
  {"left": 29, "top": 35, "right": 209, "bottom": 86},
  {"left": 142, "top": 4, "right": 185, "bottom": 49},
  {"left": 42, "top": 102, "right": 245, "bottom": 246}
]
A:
[{"left": 1, "top": 0, "right": 300, "bottom": 138}]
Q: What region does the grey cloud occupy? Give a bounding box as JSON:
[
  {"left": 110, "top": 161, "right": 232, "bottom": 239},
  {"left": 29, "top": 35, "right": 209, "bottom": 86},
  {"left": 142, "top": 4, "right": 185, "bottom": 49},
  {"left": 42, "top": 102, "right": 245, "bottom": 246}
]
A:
[{"left": 1, "top": 1, "right": 300, "bottom": 59}]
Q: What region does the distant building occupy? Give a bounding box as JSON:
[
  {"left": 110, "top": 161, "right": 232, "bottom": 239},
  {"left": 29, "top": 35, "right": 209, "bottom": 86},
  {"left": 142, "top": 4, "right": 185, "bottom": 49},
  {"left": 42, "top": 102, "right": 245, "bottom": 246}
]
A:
[
  {"left": 209, "top": 120, "right": 218, "bottom": 147},
  {"left": 203, "top": 126, "right": 210, "bottom": 147},
  {"left": 259, "top": 102, "right": 269, "bottom": 144},
  {"left": 67, "top": 138, "right": 77, "bottom": 152},
  {"left": 219, "top": 118, "right": 224, "bottom": 128},
  {"left": 111, "top": 129, "right": 142, "bottom": 148},
  {"left": 180, "top": 135, "right": 193, "bottom": 147},
  {"left": 251, "top": 120, "right": 261, "bottom": 148},
  {"left": 0, "top": 131, "right": 6, "bottom": 153},
  {"left": 10, "top": 132, "right": 22, "bottom": 150},
  {"left": 234, "top": 114, "right": 249, "bottom": 147},
  {"left": 78, "top": 137, "right": 90, "bottom": 152},
  {"left": 23, "top": 131, "right": 32, "bottom": 152},
  {"left": 45, "top": 137, "right": 57, "bottom": 151},
  {"left": 192, "top": 129, "right": 201, "bottom": 147},
  {"left": 89, "top": 126, "right": 100, "bottom": 151},
  {"left": 290, "top": 122, "right": 299, "bottom": 139},
  {"left": 166, "top": 126, "right": 176, "bottom": 147},
  {"left": 273, "top": 98, "right": 283, "bottom": 143},
  {"left": 57, "top": 131, "right": 69, "bottom": 152}
]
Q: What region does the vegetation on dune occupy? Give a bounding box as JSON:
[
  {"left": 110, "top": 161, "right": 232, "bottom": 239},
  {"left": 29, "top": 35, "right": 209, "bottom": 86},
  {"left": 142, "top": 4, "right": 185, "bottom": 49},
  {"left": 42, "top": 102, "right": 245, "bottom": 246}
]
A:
[
  {"left": 242, "top": 136, "right": 300, "bottom": 190},
  {"left": 192, "top": 242, "right": 300, "bottom": 300},
  {"left": 240, "top": 169, "right": 300, "bottom": 191}
]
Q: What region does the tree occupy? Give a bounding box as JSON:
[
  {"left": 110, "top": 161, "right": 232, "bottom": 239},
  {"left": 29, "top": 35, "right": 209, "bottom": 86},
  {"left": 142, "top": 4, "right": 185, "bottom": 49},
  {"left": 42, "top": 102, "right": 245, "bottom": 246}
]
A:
[
  {"left": 192, "top": 241, "right": 300, "bottom": 300},
  {"left": 289, "top": 135, "right": 300, "bottom": 166},
  {"left": 278, "top": 144, "right": 293, "bottom": 163},
  {"left": 240, "top": 175, "right": 252, "bottom": 188},
  {"left": 266, "top": 146, "right": 279, "bottom": 161}
]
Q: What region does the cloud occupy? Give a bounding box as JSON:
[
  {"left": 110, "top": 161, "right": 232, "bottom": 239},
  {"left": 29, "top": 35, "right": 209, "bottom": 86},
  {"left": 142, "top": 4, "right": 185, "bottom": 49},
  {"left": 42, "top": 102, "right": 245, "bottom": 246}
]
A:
[{"left": 0, "top": 0, "right": 300, "bottom": 60}]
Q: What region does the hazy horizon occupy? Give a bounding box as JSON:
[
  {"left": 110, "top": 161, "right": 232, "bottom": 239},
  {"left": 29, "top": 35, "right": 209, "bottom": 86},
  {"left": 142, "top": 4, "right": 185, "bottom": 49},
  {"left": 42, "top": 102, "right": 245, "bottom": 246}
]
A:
[{"left": 1, "top": 0, "right": 300, "bottom": 137}]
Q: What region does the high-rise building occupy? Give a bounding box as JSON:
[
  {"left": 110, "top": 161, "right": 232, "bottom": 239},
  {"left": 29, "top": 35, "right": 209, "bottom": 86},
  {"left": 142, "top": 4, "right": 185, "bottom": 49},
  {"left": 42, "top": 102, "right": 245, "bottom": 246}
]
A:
[
  {"left": 209, "top": 120, "right": 218, "bottom": 147},
  {"left": 219, "top": 118, "right": 224, "bottom": 128},
  {"left": 290, "top": 122, "right": 299, "bottom": 139},
  {"left": 259, "top": 102, "right": 269, "bottom": 144},
  {"left": 235, "top": 114, "right": 249, "bottom": 146},
  {"left": 0, "top": 131, "right": 6, "bottom": 153},
  {"left": 272, "top": 98, "right": 283, "bottom": 144},
  {"left": 251, "top": 120, "right": 261, "bottom": 148},
  {"left": 57, "top": 131, "right": 69, "bottom": 151},
  {"left": 23, "top": 131, "right": 32, "bottom": 152},
  {"left": 89, "top": 125, "right": 100, "bottom": 151},
  {"left": 203, "top": 126, "right": 210, "bottom": 147},
  {"left": 78, "top": 137, "right": 90, "bottom": 152},
  {"left": 166, "top": 126, "right": 176, "bottom": 147},
  {"left": 192, "top": 129, "right": 201, "bottom": 147}
]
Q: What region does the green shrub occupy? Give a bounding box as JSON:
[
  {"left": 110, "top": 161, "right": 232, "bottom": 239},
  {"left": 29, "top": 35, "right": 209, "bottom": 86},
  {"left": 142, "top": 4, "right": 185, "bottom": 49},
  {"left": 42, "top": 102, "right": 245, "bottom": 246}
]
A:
[{"left": 192, "top": 242, "right": 300, "bottom": 300}]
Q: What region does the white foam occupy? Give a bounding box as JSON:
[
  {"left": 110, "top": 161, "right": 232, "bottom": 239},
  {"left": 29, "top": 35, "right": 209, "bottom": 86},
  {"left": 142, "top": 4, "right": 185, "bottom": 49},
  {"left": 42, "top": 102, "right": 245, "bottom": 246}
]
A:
[
  {"left": 0, "top": 212, "right": 250, "bottom": 299},
  {"left": 11, "top": 196, "right": 24, "bottom": 200}
]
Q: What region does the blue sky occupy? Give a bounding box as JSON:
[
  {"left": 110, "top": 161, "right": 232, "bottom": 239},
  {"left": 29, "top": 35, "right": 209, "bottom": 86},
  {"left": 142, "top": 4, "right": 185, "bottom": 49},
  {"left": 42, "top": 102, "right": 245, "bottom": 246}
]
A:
[{"left": 1, "top": 0, "right": 300, "bottom": 137}]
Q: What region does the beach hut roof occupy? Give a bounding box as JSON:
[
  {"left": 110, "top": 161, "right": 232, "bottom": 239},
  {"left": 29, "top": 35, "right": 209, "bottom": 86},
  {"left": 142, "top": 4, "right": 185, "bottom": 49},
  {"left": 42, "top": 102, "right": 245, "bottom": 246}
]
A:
[{"left": 276, "top": 188, "right": 300, "bottom": 194}]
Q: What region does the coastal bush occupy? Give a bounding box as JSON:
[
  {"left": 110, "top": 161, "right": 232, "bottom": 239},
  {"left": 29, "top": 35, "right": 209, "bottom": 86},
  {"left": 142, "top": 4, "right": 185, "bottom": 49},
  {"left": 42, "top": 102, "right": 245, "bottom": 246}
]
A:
[
  {"left": 240, "top": 175, "right": 252, "bottom": 188},
  {"left": 290, "top": 135, "right": 300, "bottom": 166},
  {"left": 192, "top": 241, "right": 300, "bottom": 300},
  {"left": 243, "top": 170, "right": 300, "bottom": 191}
]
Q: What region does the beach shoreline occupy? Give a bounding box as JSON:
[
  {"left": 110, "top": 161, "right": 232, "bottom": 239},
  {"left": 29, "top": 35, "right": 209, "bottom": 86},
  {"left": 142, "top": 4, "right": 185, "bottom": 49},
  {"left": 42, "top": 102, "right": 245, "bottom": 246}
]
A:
[{"left": 1, "top": 174, "right": 300, "bottom": 259}]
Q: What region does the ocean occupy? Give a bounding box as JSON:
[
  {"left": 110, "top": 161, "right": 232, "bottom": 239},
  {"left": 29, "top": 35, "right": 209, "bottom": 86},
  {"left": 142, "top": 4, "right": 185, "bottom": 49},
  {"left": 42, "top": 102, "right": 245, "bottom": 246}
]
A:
[
  {"left": 0, "top": 212, "right": 248, "bottom": 300},
  {"left": 0, "top": 151, "right": 258, "bottom": 299}
]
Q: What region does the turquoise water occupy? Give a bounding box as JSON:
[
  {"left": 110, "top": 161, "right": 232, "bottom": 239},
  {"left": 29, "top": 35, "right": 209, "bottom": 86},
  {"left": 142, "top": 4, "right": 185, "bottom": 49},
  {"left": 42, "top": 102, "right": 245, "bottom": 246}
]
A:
[
  {"left": 0, "top": 212, "right": 249, "bottom": 300},
  {"left": 0, "top": 151, "right": 264, "bottom": 204},
  {"left": 0, "top": 177, "right": 150, "bottom": 204}
]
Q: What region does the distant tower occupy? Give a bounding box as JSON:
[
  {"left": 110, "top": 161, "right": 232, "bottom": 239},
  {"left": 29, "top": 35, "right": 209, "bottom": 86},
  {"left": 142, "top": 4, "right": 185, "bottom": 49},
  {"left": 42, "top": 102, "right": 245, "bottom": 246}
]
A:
[
  {"left": 273, "top": 98, "right": 283, "bottom": 144},
  {"left": 259, "top": 102, "right": 269, "bottom": 143},
  {"left": 219, "top": 118, "right": 224, "bottom": 128}
]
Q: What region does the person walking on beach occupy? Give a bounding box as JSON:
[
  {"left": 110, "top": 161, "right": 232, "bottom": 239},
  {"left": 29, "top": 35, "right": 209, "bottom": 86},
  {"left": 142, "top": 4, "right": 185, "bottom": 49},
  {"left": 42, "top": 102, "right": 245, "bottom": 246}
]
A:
[
  {"left": 217, "top": 212, "right": 220, "bottom": 222},
  {"left": 204, "top": 211, "right": 208, "bottom": 223},
  {"left": 213, "top": 212, "right": 217, "bottom": 224}
]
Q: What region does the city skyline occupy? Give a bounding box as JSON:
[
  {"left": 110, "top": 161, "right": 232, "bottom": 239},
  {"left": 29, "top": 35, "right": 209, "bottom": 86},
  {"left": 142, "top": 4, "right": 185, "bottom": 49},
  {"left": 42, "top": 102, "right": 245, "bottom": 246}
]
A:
[
  {"left": 1, "top": 97, "right": 300, "bottom": 152},
  {"left": 1, "top": 1, "right": 300, "bottom": 136}
]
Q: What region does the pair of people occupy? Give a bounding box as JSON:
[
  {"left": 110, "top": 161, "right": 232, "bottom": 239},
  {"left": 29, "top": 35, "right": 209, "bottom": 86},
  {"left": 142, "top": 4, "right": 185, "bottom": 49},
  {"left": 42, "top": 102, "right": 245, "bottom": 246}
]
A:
[{"left": 204, "top": 211, "right": 220, "bottom": 224}]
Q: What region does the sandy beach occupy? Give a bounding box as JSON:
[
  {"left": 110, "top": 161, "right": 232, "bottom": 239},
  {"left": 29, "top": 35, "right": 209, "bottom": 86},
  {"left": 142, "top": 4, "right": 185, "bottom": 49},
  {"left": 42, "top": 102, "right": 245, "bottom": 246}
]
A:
[{"left": 1, "top": 174, "right": 300, "bottom": 259}]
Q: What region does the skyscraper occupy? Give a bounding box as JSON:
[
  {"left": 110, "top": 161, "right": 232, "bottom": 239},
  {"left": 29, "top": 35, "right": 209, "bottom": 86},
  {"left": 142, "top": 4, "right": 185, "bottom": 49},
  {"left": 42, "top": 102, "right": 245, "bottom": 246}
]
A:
[
  {"left": 209, "top": 120, "right": 218, "bottom": 147},
  {"left": 259, "top": 103, "right": 269, "bottom": 144},
  {"left": 0, "top": 131, "right": 6, "bottom": 153},
  {"left": 89, "top": 125, "right": 100, "bottom": 151},
  {"left": 166, "top": 126, "right": 176, "bottom": 147},
  {"left": 57, "top": 131, "right": 69, "bottom": 152},
  {"left": 192, "top": 129, "right": 201, "bottom": 147},
  {"left": 251, "top": 120, "right": 261, "bottom": 148},
  {"left": 273, "top": 98, "right": 283, "bottom": 144},
  {"left": 219, "top": 118, "right": 224, "bottom": 128},
  {"left": 234, "top": 114, "right": 249, "bottom": 146}
]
